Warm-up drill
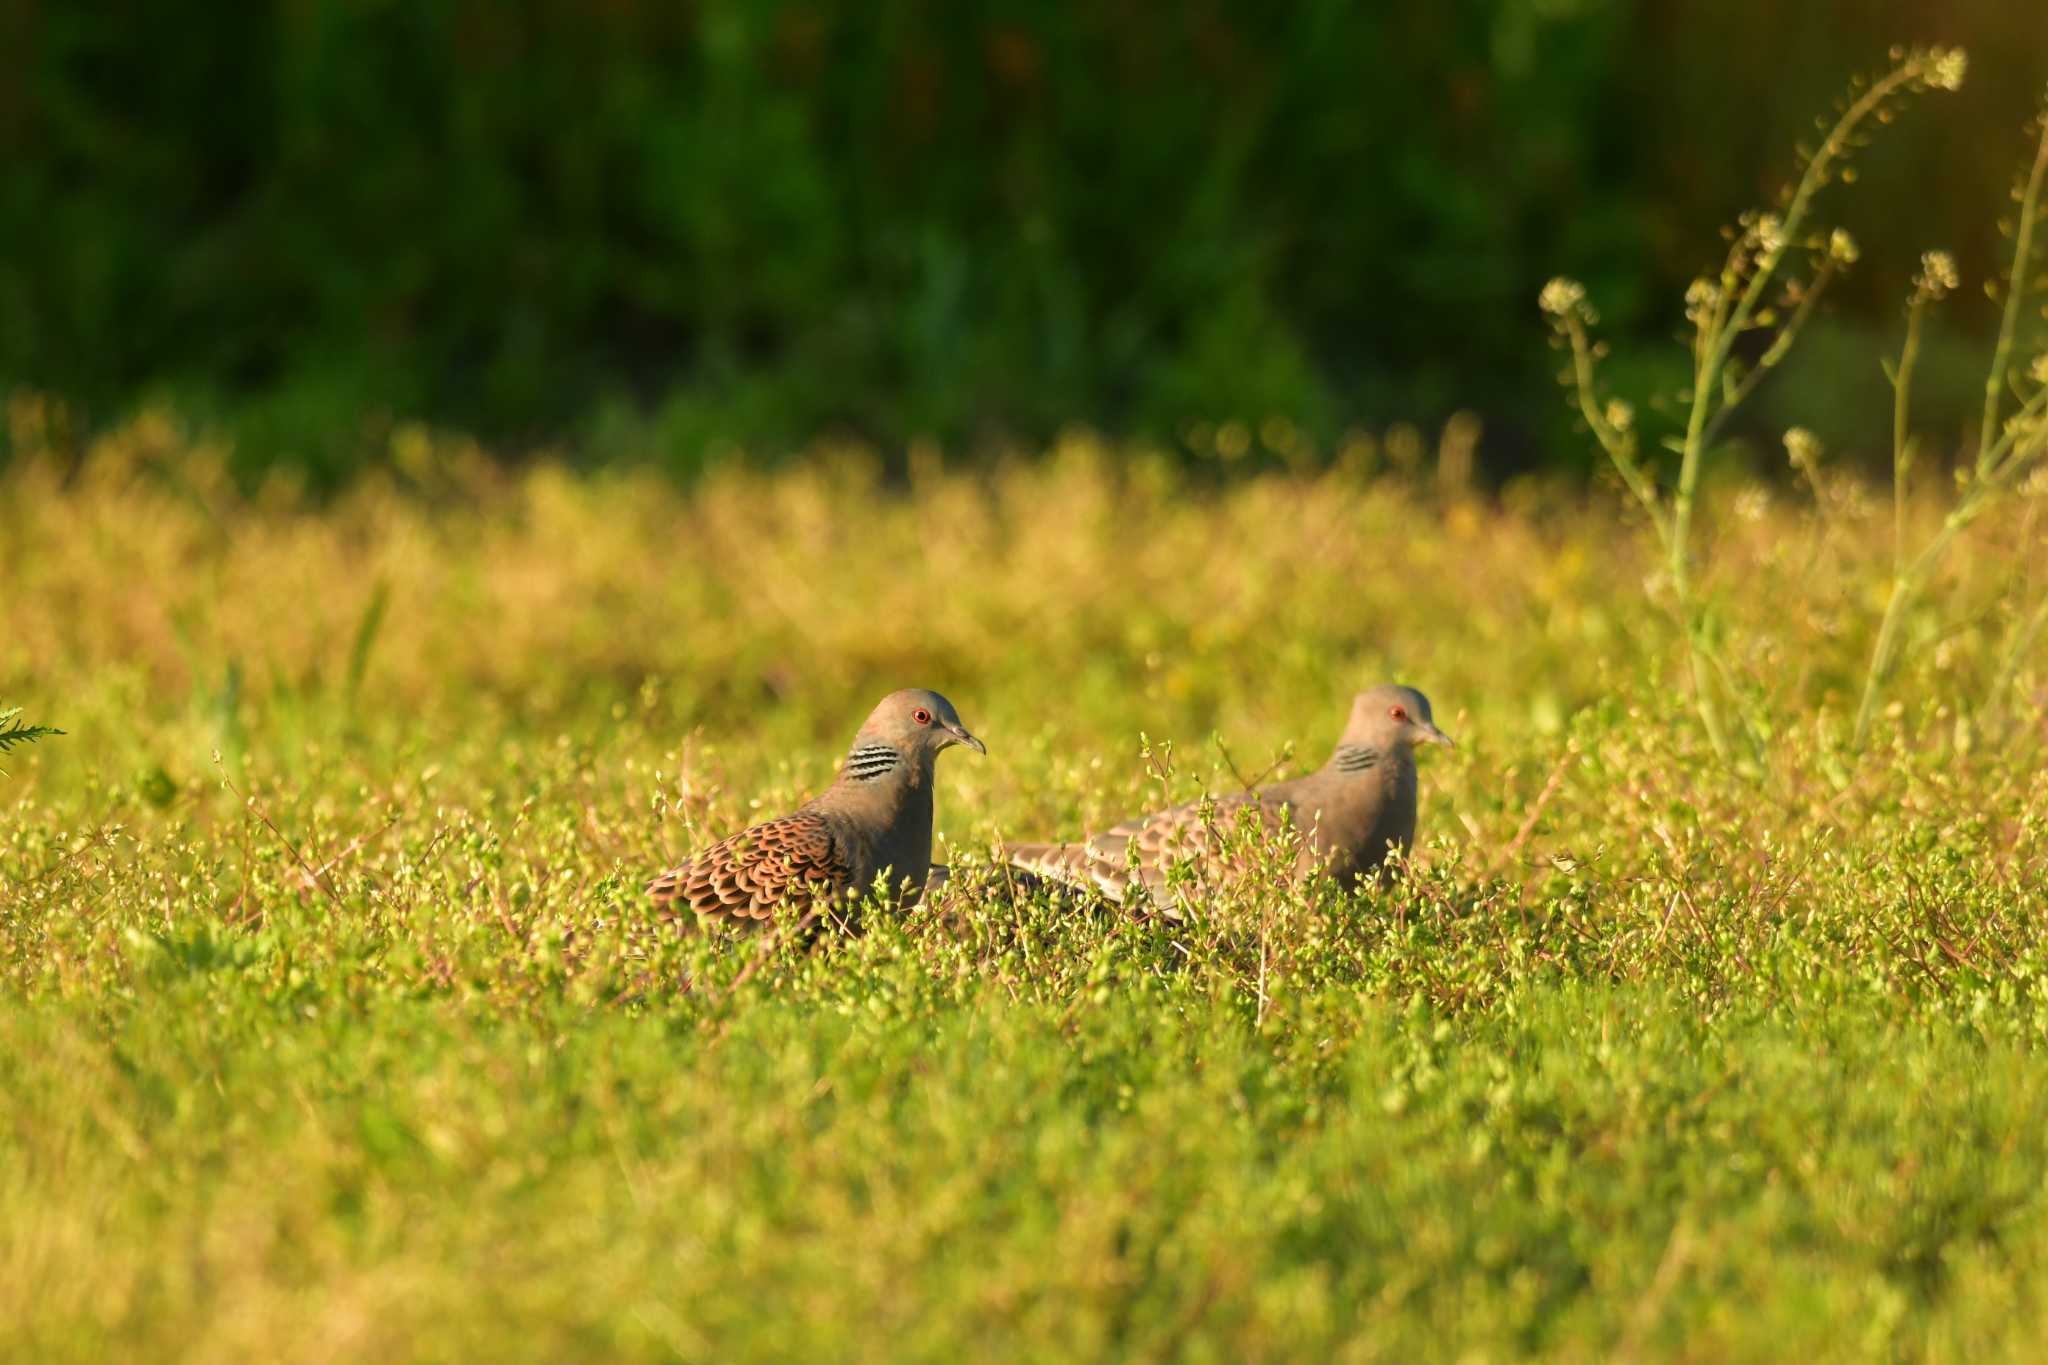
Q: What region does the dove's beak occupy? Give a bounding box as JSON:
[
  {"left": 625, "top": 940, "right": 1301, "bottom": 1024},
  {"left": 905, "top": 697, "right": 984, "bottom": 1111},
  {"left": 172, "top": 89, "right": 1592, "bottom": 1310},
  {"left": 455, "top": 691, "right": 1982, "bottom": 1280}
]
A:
[
  {"left": 1419, "top": 722, "right": 1456, "bottom": 750},
  {"left": 946, "top": 724, "right": 987, "bottom": 755}
]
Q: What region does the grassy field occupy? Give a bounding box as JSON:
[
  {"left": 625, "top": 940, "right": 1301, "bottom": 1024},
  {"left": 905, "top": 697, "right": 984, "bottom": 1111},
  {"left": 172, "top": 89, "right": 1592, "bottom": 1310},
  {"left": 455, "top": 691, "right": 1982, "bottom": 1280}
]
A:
[{"left": 4, "top": 419, "right": 2048, "bottom": 1362}]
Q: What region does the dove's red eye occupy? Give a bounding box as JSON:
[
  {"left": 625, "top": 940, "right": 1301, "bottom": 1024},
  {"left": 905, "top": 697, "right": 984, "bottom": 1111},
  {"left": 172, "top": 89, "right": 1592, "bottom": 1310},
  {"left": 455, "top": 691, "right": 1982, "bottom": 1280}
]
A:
[
  {"left": 912, "top": 707, "right": 933, "bottom": 725},
  {"left": 1389, "top": 706, "right": 1407, "bottom": 722}
]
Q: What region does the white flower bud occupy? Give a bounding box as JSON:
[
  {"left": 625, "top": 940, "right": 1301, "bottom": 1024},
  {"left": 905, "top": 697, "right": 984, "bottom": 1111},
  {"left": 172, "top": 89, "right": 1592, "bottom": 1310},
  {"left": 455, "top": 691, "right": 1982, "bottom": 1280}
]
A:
[
  {"left": 1928, "top": 47, "right": 1968, "bottom": 93},
  {"left": 1783, "top": 427, "right": 1822, "bottom": 468},
  {"left": 1915, "top": 250, "right": 1959, "bottom": 300},
  {"left": 1539, "top": 277, "right": 1588, "bottom": 319}
]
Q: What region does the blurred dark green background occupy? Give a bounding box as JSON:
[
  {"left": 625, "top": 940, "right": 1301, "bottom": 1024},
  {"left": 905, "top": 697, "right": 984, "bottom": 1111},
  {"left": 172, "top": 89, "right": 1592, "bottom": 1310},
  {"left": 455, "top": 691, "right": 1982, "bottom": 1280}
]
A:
[{"left": 1, "top": 0, "right": 2042, "bottom": 481}]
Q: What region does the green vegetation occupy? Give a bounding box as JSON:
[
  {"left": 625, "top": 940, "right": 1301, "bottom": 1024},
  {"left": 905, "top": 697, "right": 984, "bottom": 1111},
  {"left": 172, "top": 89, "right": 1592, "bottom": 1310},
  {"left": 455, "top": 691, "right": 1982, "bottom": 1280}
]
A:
[
  {"left": 5, "top": 3, "right": 2041, "bottom": 475},
  {"left": 5, "top": 428, "right": 2047, "bottom": 1359}
]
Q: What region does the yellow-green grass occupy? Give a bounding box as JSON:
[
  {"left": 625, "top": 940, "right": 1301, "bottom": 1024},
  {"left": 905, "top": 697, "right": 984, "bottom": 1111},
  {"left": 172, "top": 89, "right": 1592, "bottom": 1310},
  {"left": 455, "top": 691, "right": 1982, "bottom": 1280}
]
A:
[{"left": 4, "top": 423, "right": 2047, "bottom": 1361}]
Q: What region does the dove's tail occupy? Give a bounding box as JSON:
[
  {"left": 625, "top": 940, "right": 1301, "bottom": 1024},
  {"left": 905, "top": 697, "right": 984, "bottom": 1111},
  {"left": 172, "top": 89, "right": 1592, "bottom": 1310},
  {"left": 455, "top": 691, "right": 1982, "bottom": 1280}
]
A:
[{"left": 1004, "top": 842, "right": 1132, "bottom": 904}]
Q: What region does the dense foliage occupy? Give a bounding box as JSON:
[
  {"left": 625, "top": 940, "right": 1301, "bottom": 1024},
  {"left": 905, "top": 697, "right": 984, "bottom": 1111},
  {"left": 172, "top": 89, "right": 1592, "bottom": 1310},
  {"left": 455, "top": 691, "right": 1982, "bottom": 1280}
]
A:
[
  {"left": 4, "top": 431, "right": 2047, "bottom": 1358},
  {"left": 4, "top": 1, "right": 2039, "bottom": 478}
]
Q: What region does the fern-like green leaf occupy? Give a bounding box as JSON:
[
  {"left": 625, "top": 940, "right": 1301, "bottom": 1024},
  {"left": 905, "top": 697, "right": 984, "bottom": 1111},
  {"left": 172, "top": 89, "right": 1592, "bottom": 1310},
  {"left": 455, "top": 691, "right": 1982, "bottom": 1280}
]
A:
[{"left": 0, "top": 706, "right": 64, "bottom": 774}]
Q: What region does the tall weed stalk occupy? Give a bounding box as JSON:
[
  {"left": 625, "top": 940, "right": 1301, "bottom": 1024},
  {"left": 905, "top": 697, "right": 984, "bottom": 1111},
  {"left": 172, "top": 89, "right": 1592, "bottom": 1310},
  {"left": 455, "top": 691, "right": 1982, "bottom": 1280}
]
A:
[{"left": 1542, "top": 46, "right": 1968, "bottom": 763}]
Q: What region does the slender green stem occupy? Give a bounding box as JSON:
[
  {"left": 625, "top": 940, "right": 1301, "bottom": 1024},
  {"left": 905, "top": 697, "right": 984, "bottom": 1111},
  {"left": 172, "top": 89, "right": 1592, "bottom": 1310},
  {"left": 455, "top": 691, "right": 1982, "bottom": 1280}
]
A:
[
  {"left": 1687, "top": 649, "right": 1734, "bottom": 760},
  {"left": 1980, "top": 120, "right": 2048, "bottom": 474},
  {"left": 1562, "top": 316, "right": 1732, "bottom": 757},
  {"left": 1978, "top": 385, "right": 2048, "bottom": 482},
  {"left": 1564, "top": 319, "right": 1669, "bottom": 542},
  {"left": 1992, "top": 590, "right": 2048, "bottom": 717},
  {"left": 1857, "top": 500, "right": 1978, "bottom": 745},
  {"left": 1856, "top": 284, "right": 1948, "bottom": 748},
  {"left": 1892, "top": 297, "right": 1926, "bottom": 578},
  {"left": 1790, "top": 449, "right": 1830, "bottom": 515},
  {"left": 1855, "top": 385, "right": 2048, "bottom": 744}
]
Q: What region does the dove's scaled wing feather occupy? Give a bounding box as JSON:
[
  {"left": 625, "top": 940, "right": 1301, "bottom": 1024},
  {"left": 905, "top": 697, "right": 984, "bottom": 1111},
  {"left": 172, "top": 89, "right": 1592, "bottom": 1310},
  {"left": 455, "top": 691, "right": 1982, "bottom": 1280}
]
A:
[
  {"left": 1126, "top": 791, "right": 1299, "bottom": 907},
  {"left": 648, "top": 808, "right": 849, "bottom": 924}
]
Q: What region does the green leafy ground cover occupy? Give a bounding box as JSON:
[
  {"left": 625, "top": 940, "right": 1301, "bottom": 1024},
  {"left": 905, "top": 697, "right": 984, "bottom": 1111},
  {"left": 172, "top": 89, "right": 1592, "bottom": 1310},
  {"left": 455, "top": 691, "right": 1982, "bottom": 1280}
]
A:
[{"left": 4, "top": 432, "right": 2047, "bottom": 1361}]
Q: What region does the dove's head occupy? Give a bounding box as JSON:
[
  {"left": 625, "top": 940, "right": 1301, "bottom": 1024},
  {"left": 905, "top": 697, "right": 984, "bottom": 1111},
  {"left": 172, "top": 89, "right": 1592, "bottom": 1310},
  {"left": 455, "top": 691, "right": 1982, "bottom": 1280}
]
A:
[
  {"left": 855, "top": 689, "right": 986, "bottom": 761},
  {"left": 1343, "top": 684, "right": 1454, "bottom": 753}
]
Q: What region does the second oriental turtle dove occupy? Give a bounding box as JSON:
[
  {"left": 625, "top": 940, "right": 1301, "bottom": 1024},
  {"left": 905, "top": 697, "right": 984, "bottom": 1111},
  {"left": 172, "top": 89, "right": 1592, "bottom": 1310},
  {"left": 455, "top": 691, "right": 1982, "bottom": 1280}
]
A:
[{"left": 1005, "top": 684, "right": 1451, "bottom": 912}]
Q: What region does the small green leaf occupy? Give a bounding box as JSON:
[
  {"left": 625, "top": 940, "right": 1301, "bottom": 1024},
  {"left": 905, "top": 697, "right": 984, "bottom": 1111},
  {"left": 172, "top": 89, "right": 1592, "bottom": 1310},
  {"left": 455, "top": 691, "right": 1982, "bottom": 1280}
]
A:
[{"left": 136, "top": 766, "right": 180, "bottom": 810}]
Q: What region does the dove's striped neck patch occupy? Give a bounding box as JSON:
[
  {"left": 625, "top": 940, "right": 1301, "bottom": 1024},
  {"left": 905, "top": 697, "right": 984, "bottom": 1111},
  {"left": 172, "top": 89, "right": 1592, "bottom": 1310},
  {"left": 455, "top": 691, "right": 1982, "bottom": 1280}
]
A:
[
  {"left": 1331, "top": 744, "right": 1381, "bottom": 773},
  {"left": 842, "top": 742, "right": 902, "bottom": 782}
]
